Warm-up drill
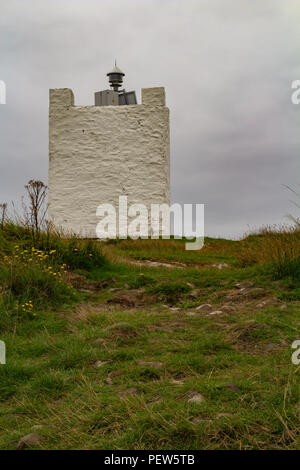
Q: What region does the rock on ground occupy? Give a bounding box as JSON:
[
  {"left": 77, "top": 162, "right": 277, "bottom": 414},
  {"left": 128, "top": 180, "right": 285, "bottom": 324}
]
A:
[
  {"left": 187, "top": 392, "right": 205, "bottom": 404},
  {"left": 138, "top": 360, "right": 163, "bottom": 368},
  {"left": 17, "top": 433, "right": 44, "bottom": 450}
]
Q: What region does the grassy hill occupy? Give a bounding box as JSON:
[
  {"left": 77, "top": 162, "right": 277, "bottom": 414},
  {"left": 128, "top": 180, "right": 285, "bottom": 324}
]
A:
[{"left": 0, "top": 224, "right": 299, "bottom": 449}]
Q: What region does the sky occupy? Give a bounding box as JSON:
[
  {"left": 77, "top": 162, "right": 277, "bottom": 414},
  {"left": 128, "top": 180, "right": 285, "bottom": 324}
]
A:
[{"left": 0, "top": 0, "right": 299, "bottom": 238}]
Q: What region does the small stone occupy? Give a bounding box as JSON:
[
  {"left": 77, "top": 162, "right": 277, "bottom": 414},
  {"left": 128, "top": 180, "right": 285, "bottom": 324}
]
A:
[
  {"left": 279, "top": 304, "right": 287, "bottom": 310},
  {"left": 264, "top": 343, "right": 280, "bottom": 352},
  {"left": 212, "top": 263, "right": 229, "bottom": 270},
  {"left": 190, "top": 416, "right": 210, "bottom": 424},
  {"left": 221, "top": 305, "right": 236, "bottom": 313},
  {"left": 170, "top": 378, "right": 185, "bottom": 385},
  {"left": 93, "top": 338, "right": 106, "bottom": 344},
  {"left": 95, "top": 360, "right": 110, "bottom": 368},
  {"left": 186, "top": 312, "right": 196, "bottom": 317},
  {"left": 17, "top": 433, "right": 44, "bottom": 450},
  {"left": 209, "top": 310, "right": 223, "bottom": 316},
  {"left": 147, "top": 396, "right": 162, "bottom": 404},
  {"left": 138, "top": 360, "right": 163, "bottom": 368},
  {"left": 256, "top": 301, "right": 267, "bottom": 308},
  {"left": 234, "top": 282, "right": 254, "bottom": 290},
  {"left": 187, "top": 392, "right": 205, "bottom": 404},
  {"left": 238, "top": 287, "right": 264, "bottom": 297},
  {"left": 190, "top": 289, "right": 201, "bottom": 299},
  {"left": 196, "top": 304, "right": 212, "bottom": 311},
  {"left": 137, "top": 287, "right": 146, "bottom": 293},
  {"left": 217, "top": 263, "right": 229, "bottom": 269},
  {"left": 118, "top": 387, "right": 140, "bottom": 396},
  {"left": 216, "top": 413, "right": 233, "bottom": 419},
  {"left": 223, "top": 382, "right": 240, "bottom": 392},
  {"left": 53, "top": 398, "right": 64, "bottom": 404}
]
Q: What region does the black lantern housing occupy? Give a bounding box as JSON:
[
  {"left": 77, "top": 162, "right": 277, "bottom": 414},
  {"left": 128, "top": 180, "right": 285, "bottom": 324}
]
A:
[{"left": 107, "top": 64, "right": 125, "bottom": 92}]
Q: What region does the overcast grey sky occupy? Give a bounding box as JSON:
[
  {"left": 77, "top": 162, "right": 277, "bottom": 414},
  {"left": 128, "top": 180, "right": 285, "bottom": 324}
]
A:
[{"left": 0, "top": 0, "right": 299, "bottom": 238}]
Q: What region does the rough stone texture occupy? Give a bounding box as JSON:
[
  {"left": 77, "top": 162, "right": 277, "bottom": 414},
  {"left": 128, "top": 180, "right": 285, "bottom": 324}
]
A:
[
  {"left": 49, "top": 87, "right": 170, "bottom": 237},
  {"left": 16, "top": 433, "right": 44, "bottom": 450},
  {"left": 141, "top": 87, "right": 165, "bottom": 106}
]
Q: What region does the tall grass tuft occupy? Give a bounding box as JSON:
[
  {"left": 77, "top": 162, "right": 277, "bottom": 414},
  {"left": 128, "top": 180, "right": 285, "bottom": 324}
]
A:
[{"left": 237, "top": 225, "right": 300, "bottom": 280}]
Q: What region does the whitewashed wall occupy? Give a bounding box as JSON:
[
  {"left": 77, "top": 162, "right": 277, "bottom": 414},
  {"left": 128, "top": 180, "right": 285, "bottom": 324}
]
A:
[{"left": 48, "top": 87, "right": 170, "bottom": 237}]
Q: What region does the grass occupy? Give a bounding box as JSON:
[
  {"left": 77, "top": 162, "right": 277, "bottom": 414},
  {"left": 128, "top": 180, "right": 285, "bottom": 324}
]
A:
[
  {"left": 236, "top": 225, "right": 300, "bottom": 280},
  {"left": 0, "top": 223, "right": 299, "bottom": 450}
]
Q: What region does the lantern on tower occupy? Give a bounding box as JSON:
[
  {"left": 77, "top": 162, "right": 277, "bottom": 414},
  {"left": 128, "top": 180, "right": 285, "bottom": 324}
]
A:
[
  {"left": 95, "top": 62, "right": 137, "bottom": 106},
  {"left": 107, "top": 63, "right": 125, "bottom": 92}
]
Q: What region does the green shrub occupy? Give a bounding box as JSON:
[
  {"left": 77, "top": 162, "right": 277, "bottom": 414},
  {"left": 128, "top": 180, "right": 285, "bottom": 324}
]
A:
[
  {"left": 0, "top": 261, "right": 75, "bottom": 307},
  {"left": 149, "top": 281, "right": 191, "bottom": 296},
  {"left": 132, "top": 273, "right": 153, "bottom": 288},
  {"left": 270, "top": 255, "right": 300, "bottom": 281},
  {"left": 148, "top": 281, "right": 191, "bottom": 304},
  {"left": 35, "top": 234, "right": 107, "bottom": 271},
  {"left": 0, "top": 222, "right": 108, "bottom": 328},
  {"left": 0, "top": 243, "right": 77, "bottom": 325},
  {"left": 238, "top": 226, "right": 300, "bottom": 280},
  {"left": 277, "top": 288, "right": 300, "bottom": 301}
]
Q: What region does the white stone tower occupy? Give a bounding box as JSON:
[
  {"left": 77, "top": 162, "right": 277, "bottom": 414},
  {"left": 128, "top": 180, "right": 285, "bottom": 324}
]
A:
[{"left": 48, "top": 69, "right": 170, "bottom": 238}]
